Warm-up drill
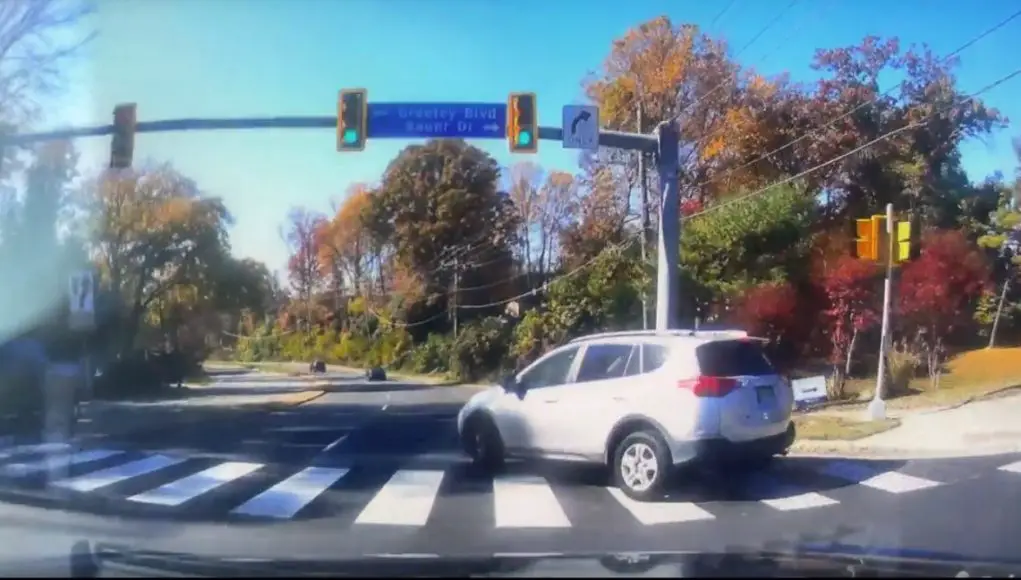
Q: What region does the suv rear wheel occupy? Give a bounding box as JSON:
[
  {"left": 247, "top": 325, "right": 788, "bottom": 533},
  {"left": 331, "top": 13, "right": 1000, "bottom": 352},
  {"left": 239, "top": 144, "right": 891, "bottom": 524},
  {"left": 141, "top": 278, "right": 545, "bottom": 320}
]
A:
[{"left": 612, "top": 431, "right": 670, "bottom": 501}]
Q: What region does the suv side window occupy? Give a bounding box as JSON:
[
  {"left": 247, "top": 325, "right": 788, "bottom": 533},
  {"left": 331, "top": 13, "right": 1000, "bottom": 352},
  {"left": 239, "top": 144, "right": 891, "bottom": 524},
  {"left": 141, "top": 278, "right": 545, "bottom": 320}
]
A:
[
  {"left": 576, "top": 343, "right": 635, "bottom": 384},
  {"left": 519, "top": 346, "right": 580, "bottom": 389},
  {"left": 623, "top": 343, "right": 670, "bottom": 376}
]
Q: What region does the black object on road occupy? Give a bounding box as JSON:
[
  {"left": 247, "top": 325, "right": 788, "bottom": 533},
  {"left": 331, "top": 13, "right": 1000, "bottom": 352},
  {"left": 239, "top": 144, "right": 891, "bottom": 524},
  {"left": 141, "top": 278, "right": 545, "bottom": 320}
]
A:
[
  {"left": 366, "top": 367, "right": 387, "bottom": 381},
  {"left": 310, "top": 360, "right": 326, "bottom": 373}
]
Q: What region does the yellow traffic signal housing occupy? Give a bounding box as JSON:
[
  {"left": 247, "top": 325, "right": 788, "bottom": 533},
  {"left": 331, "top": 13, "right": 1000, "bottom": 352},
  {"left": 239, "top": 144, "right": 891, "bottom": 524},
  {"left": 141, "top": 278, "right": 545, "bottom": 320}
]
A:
[
  {"left": 855, "top": 218, "right": 878, "bottom": 261},
  {"left": 854, "top": 215, "right": 889, "bottom": 262},
  {"left": 337, "top": 88, "right": 368, "bottom": 152},
  {"left": 507, "top": 92, "right": 538, "bottom": 154},
  {"left": 894, "top": 217, "right": 919, "bottom": 262},
  {"left": 110, "top": 103, "right": 137, "bottom": 170}
]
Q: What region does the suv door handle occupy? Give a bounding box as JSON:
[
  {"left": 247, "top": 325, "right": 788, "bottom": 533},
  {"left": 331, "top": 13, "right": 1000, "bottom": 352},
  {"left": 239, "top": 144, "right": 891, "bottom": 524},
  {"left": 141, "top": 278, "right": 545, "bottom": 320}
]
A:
[{"left": 539, "top": 398, "right": 558, "bottom": 404}]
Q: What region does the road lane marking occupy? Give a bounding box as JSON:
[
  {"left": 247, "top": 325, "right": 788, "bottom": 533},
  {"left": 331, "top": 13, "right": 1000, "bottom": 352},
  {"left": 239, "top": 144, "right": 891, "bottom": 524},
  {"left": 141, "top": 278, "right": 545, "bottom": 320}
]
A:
[
  {"left": 607, "top": 487, "right": 716, "bottom": 524},
  {"left": 818, "top": 460, "right": 940, "bottom": 493},
  {"left": 744, "top": 472, "right": 839, "bottom": 512},
  {"left": 0, "top": 442, "right": 70, "bottom": 461},
  {"left": 127, "top": 461, "right": 263, "bottom": 506},
  {"left": 321, "top": 434, "right": 348, "bottom": 453},
  {"left": 51, "top": 454, "right": 186, "bottom": 492},
  {"left": 2, "top": 449, "right": 121, "bottom": 477},
  {"left": 232, "top": 466, "right": 349, "bottom": 518},
  {"left": 354, "top": 469, "right": 445, "bottom": 526},
  {"left": 493, "top": 474, "right": 571, "bottom": 528},
  {"left": 998, "top": 460, "right": 1021, "bottom": 473}
]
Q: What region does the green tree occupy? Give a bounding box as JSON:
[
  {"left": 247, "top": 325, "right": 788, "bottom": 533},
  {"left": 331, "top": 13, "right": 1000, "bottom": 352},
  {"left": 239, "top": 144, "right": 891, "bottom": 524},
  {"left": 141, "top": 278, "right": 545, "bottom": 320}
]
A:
[{"left": 680, "top": 184, "right": 816, "bottom": 322}]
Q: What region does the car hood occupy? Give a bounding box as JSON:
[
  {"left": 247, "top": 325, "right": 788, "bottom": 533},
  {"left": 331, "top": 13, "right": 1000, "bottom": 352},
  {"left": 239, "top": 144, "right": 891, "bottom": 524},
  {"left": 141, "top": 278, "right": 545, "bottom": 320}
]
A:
[{"left": 71, "top": 542, "right": 1021, "bottom": 578}]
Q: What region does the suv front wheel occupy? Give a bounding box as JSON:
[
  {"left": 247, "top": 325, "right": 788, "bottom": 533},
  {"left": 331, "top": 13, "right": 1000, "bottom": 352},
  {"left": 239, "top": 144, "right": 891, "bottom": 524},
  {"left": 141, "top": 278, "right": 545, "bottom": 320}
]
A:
[
  {"left": 612, "top": 431, "right": 670, "bottom": 501},
  {"left": 462, "top": 414, "right": 505, "bottom": 472}
]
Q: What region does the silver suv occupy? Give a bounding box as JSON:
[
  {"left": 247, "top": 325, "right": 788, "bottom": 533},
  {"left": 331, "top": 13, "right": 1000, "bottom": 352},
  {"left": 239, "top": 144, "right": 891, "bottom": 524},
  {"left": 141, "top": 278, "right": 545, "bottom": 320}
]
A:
[{"left": 456, "top": 329, "right": 796, "bottom": 501}]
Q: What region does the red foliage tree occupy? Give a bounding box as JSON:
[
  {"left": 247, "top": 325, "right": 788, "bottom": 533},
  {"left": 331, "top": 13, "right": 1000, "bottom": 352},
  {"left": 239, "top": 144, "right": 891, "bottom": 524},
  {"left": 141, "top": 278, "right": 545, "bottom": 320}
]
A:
[
  {"left": 681, "top": 198, "right": 703, "bottom": 217},
  {"left": 819, "top": 255, "right": 881, "bottom": 372},
  {"left": 732, "top": 282, "right": 806, "bottom": 368},
  {"left": 897, "top": 229, "right": 991, "bottom": 340}
]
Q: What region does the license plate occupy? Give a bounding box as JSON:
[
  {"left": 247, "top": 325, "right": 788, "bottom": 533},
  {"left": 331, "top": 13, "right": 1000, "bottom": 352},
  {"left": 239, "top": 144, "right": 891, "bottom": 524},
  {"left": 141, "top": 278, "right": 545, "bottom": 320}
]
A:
[{"left": 756, "top": 386, "right": 775, "bottom": 406}]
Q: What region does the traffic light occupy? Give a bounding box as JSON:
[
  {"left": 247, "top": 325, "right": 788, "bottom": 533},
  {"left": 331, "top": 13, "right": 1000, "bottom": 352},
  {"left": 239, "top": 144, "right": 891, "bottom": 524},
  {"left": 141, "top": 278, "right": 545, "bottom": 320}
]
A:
[
  {"left": 507, "top": 92, "right": 538, "bottom": 154},
  {"left": 894, "top": 217, "right": 920, "bottom": 262},
  {"left": 109, "top": 103, "right": 137, "bottom": 170},
  {"left": 854, "top": 215, "right": 891, "bottom": 262},
  {"left": 854, "top": 217, "right": 879, "bottom": 261},
  {"left": 337, "top": 88, "right": 367, "bottom": 152}
]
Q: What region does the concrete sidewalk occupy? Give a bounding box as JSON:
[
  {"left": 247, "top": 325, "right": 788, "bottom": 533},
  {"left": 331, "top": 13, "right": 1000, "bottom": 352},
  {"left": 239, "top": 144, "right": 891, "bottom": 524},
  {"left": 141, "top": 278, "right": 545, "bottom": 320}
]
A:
[{"left": 793, "top": 391, "right": 1021, "bottom": 459}]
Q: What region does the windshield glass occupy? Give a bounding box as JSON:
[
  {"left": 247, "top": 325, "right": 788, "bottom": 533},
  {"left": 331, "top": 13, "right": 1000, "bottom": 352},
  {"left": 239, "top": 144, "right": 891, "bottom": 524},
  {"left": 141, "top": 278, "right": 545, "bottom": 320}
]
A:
[{"left": 0, "top": 0, "right": 1019, "bottom": 575}]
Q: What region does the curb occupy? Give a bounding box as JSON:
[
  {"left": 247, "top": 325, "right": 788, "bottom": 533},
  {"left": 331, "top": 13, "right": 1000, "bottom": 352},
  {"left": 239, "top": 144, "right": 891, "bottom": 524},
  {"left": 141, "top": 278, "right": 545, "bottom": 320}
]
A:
[
  {"left": 789, "top": 440, "right": 1021, "bottom": 460},
  {"left": 259, "top": 390, "right": 326, "bottom": 410}
]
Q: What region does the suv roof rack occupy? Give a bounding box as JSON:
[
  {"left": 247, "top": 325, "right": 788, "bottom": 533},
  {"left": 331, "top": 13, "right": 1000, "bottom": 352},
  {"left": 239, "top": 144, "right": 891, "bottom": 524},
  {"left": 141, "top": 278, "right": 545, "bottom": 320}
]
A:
[{"left": 568, "top": 329, "right": 755, "bottom": 344}]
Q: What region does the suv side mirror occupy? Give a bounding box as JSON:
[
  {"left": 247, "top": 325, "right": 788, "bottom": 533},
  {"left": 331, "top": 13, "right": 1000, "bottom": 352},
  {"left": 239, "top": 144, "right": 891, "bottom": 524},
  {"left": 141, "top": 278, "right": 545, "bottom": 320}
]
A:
[
  {"left": 500, "top": 375, "right": 516, "bottom": 391},
  {"left": 500, "top": 375, "right": 522, "bottom": 394}
]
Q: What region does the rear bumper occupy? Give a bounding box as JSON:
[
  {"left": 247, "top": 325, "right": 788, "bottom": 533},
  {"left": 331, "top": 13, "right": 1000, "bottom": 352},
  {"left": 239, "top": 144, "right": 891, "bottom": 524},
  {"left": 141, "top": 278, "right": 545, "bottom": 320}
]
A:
[{"left": 671, "top": 422, "right": 796, "bottom": 466}]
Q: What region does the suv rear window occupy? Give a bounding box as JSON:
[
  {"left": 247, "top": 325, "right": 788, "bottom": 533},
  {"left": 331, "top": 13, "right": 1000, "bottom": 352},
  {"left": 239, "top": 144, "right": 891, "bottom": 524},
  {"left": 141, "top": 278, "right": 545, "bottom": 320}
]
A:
[{"left": 696, "top": 340, "right": 775, "bottom": 377}]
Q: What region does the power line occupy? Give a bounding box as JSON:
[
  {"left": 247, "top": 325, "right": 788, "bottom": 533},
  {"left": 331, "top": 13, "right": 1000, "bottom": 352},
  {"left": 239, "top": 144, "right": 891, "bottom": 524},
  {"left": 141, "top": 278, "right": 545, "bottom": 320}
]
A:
[
  {"left": 453, "top": 64, "right": 1021, "bottom": 313},
  {"left": 673, "top": 0, "right": 802, "bottom": 124},
  {"left": 692, "top": 6, "right": 1021, "bottom": 192},
  {"left": 682, "top": 65, "right": 1021, "bottom": 221}
]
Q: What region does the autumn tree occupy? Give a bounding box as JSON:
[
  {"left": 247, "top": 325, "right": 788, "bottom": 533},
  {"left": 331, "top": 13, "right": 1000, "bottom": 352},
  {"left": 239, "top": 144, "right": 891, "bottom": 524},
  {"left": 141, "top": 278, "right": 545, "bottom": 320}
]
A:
[
  {"left": 363, "top": 139, "right": 518, "bottom": 322},
  {"left": 319, "top": 184, "right": 374, "bottom": 298},
  {"left": 898, "top": 229, "right": 991, "bottom": 359},
  {"left": 282, "top": 206, "right": 327, "bottom": 305},
  {"left": 818, "top": 255, "right": 881, "bottom": 393},
  {"left": 508, "top": 162, "right": 577, "bottom": 281},
  {"left": 731, "top": 282, "right": 805, "bottom": 368},
  {"left": 583, "top": 16, "right": 804, "bottom": 212},
  {"left": 84, "top": 164, "right": 232, "bottom": 356}
]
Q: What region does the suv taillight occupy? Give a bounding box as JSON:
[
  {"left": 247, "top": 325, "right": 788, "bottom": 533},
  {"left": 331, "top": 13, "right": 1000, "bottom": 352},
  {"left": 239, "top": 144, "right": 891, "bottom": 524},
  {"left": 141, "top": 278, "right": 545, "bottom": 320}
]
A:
[{"left": 678, "top": 376, "right": 738, "bottom": 398}]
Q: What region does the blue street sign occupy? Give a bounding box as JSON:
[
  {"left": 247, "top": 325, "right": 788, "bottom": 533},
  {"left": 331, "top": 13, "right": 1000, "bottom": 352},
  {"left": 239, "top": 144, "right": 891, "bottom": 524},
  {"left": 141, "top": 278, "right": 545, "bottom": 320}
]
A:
[{"left": 368, "top": 102, "right": 506, "bottom": 139}]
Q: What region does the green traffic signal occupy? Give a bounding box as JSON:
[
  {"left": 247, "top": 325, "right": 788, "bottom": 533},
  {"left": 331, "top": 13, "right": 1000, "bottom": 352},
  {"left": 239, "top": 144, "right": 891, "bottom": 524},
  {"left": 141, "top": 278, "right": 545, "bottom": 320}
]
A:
[
  {"left": 343, "top": 129, "right": 358, "bottom": 144},
  {"left": 518, "top": 131, "right": 532, "bottom": 146}
]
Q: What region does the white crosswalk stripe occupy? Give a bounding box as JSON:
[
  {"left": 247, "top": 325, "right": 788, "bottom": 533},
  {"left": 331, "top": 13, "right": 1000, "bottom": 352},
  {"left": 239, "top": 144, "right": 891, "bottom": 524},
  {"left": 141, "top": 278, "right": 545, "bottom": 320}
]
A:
[
  {"left": 815, "top": 459, "right": 941, "bottom": 494},
  {"left": 0, "top": 441, "right": 955, "bottom": 529},
  {"left": 493, "top": 474, "right": 571, "bottom": 528},
  {"left": 233, "top": 466, "right": 349, "bottom": 519},
  {"left": 354, "top": 469, "right": 445, "bottom": 526},
  {"left": 128, "top": 461, "right": 263, "bottom": 506}
]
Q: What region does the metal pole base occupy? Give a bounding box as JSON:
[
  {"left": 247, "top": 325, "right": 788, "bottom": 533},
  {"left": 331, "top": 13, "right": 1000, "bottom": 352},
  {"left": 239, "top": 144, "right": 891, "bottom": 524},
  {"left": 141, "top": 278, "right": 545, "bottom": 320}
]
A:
[{"left": 866, "top": 396, "right": 887, "bottom": 421}]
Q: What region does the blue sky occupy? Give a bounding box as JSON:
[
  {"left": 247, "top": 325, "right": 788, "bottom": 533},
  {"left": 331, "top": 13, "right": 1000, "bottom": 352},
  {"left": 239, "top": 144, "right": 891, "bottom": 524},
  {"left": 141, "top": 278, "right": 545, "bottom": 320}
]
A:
[{"left": 46, "top": 0, "right": 1021, "bottom": 278}]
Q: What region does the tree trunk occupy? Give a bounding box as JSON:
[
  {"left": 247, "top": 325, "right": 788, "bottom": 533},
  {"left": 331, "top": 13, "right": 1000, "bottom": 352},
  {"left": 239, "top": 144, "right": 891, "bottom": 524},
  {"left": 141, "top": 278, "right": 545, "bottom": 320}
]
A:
[
  {"left": 989, "top": 278, "right": 1010, "bottom": 348},
  {"left": 844, "top": 327, "right": 859, "bottom": 377}
]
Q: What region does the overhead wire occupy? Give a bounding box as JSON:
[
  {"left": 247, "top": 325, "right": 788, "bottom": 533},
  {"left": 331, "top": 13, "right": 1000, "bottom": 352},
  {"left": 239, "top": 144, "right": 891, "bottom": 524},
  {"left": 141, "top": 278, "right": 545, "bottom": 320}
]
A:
[
  {"left": 689, "top": 6, "right": 1021, "bottom": 193},
  {"left": 451, "top": 64, "right": 1021, "bottom": 313}
]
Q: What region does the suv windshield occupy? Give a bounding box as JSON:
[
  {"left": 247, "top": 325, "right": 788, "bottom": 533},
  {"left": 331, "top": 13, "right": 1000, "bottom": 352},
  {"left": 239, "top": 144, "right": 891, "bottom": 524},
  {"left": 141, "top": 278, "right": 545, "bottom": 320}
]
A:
[{"left": 696, "top": 340, "right": 776, "bottom": 377}]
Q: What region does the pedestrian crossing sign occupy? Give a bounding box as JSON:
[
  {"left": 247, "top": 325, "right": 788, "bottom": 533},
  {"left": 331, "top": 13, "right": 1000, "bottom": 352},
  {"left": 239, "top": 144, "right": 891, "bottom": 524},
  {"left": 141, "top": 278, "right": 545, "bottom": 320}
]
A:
[{"left": 68, "top": 271, "right": 95, "bottom": 331}]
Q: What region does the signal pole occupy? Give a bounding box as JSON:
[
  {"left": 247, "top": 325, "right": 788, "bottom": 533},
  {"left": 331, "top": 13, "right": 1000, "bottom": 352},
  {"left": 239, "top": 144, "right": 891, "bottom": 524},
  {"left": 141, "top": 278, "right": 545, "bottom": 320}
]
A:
[
  {"left": 637, "top": 102, "right": 650, "bottom": 330},
  {"left": 869, "top": 202, "right": 895, "bottom": 421}
]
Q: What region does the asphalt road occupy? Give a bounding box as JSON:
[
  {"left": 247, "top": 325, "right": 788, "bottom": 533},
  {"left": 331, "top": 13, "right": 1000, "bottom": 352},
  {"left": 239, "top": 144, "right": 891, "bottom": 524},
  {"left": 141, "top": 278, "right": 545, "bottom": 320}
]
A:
[{"left": 0, "top": 371, "right": 1018, "bottom": 566}]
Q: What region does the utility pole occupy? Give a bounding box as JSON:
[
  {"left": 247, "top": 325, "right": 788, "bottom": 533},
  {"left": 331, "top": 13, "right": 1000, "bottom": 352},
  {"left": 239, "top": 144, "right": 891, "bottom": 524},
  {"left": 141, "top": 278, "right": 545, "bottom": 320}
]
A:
[
  {"left": 637, "top": 102, "right": 650, "bottom": 330},
  {"left": 869, "top": 202, "right": 895, "bottom": 421},
  {"left": 451, "top": 256, "right": 460, "bottom": 340},
  {"left": 654, "top": 121, "right": 681, "bottom": 331}
]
